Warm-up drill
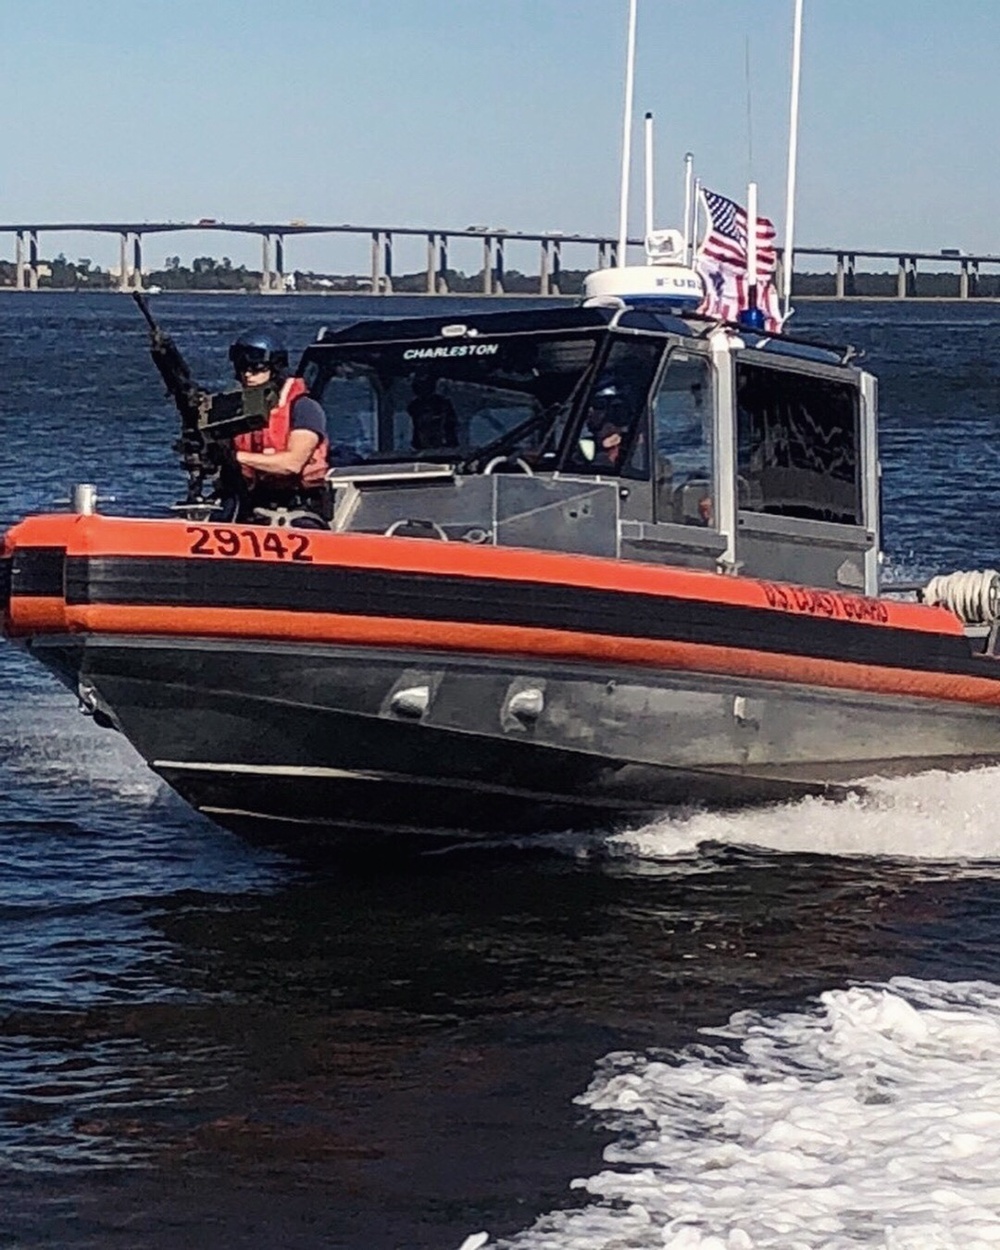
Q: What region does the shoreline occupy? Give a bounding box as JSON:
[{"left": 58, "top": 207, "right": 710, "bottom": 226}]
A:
[{"left": 1, "top": 287, "right": 1000, "bottom": 304}]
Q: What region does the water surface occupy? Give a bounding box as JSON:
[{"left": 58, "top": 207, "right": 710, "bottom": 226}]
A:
[{"left": 2, "top": 294, "right": 1000, "bottom": 1248}]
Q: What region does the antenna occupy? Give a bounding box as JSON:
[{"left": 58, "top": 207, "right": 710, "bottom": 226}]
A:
[
  {"left": 616, "top": 0, "right": 638, "bottom": 267},
  {"left": 782, "top": 0, "right": 804, "bottom": 318},
  {"left": 643, "top": 111, "right": 654, "bottom": 241},
  {"left": 744, "top": 35, "right": 754, "bottom": 182},
  {"left": 683, "top": 152, "right": 695, "bottom": 263},
  {"left": 692, "top": 176, "right": 702, "bottom": 259}
]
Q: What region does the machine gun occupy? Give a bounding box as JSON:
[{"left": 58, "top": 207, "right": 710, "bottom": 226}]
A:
[{"left": 132, "top": 293, "right": 273, "bottom": 509}]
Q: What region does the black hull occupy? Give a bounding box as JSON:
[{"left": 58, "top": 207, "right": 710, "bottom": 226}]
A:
[{"left": 27, "top": 633, "right": 1000, "bottom": 848}]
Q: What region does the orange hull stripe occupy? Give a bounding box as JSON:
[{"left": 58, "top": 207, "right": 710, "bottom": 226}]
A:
[
  {"left": 32, "top": 602, "right": 1000, "bottom": 708},
  {"left": 3, "top": 513, "right": 963, "bottom": 637},
  {"left": 5, "top": 595, "right": 67, "bottom": 633}
]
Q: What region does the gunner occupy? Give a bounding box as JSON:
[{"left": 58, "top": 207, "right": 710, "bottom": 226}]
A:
[{"left": 229, "top": 331, "right": 329, "bottom": 523}]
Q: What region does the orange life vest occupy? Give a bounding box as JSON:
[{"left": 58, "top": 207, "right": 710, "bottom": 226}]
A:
[{"left": 233, "top": 377, "right": 329, "bottom": 489}]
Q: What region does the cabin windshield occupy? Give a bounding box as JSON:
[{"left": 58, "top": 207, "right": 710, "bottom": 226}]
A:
[{"left": 302, "top": 332, "right": 601, "bottom": 467}]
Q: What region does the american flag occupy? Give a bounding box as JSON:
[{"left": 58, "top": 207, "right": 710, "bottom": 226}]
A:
[{"left": 694, "top": 187, "right": 783, "bottom": 331}]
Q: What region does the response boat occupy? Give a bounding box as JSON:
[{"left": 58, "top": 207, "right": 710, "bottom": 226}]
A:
[{"left": 4, "top": 278, "right": 1000, "bottom": 848}]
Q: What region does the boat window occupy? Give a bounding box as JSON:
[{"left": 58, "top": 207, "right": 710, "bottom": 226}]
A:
[
  {"left": 649, "top": 350, "right": 715, "bottom": 526},
  {"left": 735, "top": 362, "right": 862, "bottom": 524},
  {"left": 562, "top": 338, "right": 663, "bottom": 476},
  {"left": 301, "top": 333, "right": 600, "bottom": 467}
]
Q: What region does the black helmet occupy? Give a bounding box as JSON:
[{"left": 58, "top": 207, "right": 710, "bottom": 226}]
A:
[
  {"left": 228, "top": 330, "right": 289, "bottom": 379},
  {"left": 587, "top": 382, "right": 625, "bottom": 432}
]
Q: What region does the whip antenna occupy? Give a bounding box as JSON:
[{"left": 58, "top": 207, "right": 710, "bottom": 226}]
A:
[
  {"left": 616, "top": 0, "right": 638, "bottom": 266},
  {"left": 782, "top": 0, "right": 804, "bottom": 318},
  {"left": 644, "top": 111, "right": 654, "bottom": 240},
  {"left": 744, "top": 34, "right": 754, "bottom": 183},
  {"left": 683, "top": 152, "right": 695, "bottom": 263}
]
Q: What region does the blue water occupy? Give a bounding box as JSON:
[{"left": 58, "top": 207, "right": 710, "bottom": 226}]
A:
[{"left": 2, "top": 293, "right": 1000, "bottom": 1249}]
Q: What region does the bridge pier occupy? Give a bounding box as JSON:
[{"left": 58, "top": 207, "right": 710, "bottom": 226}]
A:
[
  {"left": 261, "top": 234, "right": 271, "bottom": 293},
  {"left": 425, "top": 232, "right": 450, "bottom": 294},
  {"left": 959, "top": 258, "right": 980, "bottom": 299},
  {"left": 15, "top": 229, "right": 39, "bottom": 291},
  {"left": 273, "top": 234, "right": 285, "bottom": 291},
  {"left": 117, "top": 231, "right": 143, "bottom": 292},
  {"left": 539, "top": 238, "right": 565, "bottom": 295},
  {"left": 897, "top": 255, "right": 918, "bottom": 298},
  {"left": 834, "top": 252, "right": 858, "bottom": 298},
  {"left": 370, "top": 230, "right": 393, "bottom": 294},
  {"left": 540, "top": 239, "right": 551, "bottom": 295},
  {"left": 482, "top": 237, "right": 493, "bottom": 295},
  {"left": 493, "top": 235, "right": 505, "bottom": 295},
  {"left": 260, "top": 233, "right": 286, "bottom": 293}
]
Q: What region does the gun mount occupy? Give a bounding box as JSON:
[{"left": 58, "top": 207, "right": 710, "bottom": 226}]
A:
[
  {"left": 132, "top": 293, "right": 270, "bottom": 512},
  {"left": 200, "top": 382, "right": 275, "bottom": 441}
]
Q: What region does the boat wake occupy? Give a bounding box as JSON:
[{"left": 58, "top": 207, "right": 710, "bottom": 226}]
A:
[
  {"left": 496, "top": 976, "right": 1000, "bottom": 1249},
  {"left": 608, "top": 766, "right": 1000, "bottom": 867},
  {"left": 441, "top": 765, "right": 1000, "bottom": 869}
]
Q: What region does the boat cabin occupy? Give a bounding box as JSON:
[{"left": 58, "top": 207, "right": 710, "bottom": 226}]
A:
[{"left": 298, "top": 303, "right": 879, "bottom": 594}]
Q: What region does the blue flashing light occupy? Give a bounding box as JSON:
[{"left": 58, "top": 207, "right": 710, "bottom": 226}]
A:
[{"left": 738, "top": 306, "right": 767, "bottom": 331}]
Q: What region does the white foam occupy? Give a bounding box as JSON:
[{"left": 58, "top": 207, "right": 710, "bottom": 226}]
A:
[
  {"left": 499, "top": 977, "right": 1000, "bottom": 1249},
  {"left": 609, "top": 766, "right": 1000, "bottom": 866}
]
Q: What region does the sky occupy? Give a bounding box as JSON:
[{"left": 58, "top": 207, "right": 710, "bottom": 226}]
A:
[{"left": 2, "top": 0, "right": 997, "bottom": 275}]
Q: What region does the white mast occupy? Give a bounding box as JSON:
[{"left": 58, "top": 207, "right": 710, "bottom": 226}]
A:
[
  {"left": 692, "top": 176, "right": 702, "bottom": 261},
  {"left": 747, "top": 180, "right": 759, "bottom": 299},
  {"left": 616, "top": 0, "right": 638, "bottom": 266},
  {"left": 682, "top": 152, "right": 694, "bottom": 263},
  {"left": 643, "top": 111, "right": 654, "bottom": 241},
  {"left": 782, "top": 0, "right": 804, "bottom": 318}
]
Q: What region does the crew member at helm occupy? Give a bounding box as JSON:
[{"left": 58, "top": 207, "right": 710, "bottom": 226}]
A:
[
  {"left": 586, "top": 383, "right": 628, "bottom": 469},
  {"left": 407, "top": 373, "right": 458, "bottom": 451},
  {"left": 230, "top": 331, "right": 329, "bottom": 523}
]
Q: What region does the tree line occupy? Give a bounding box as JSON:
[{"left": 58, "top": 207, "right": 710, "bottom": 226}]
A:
[{"left": 0, "top": 254, "right": 997, "bottom": 298}]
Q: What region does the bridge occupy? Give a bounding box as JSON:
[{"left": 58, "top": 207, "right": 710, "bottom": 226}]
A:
[
  {"left": 1, "top": 220, "right": 998, "bottom": 298},
  {"left": 0, "top": 221, "right": 626, "bottom": 296}
]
